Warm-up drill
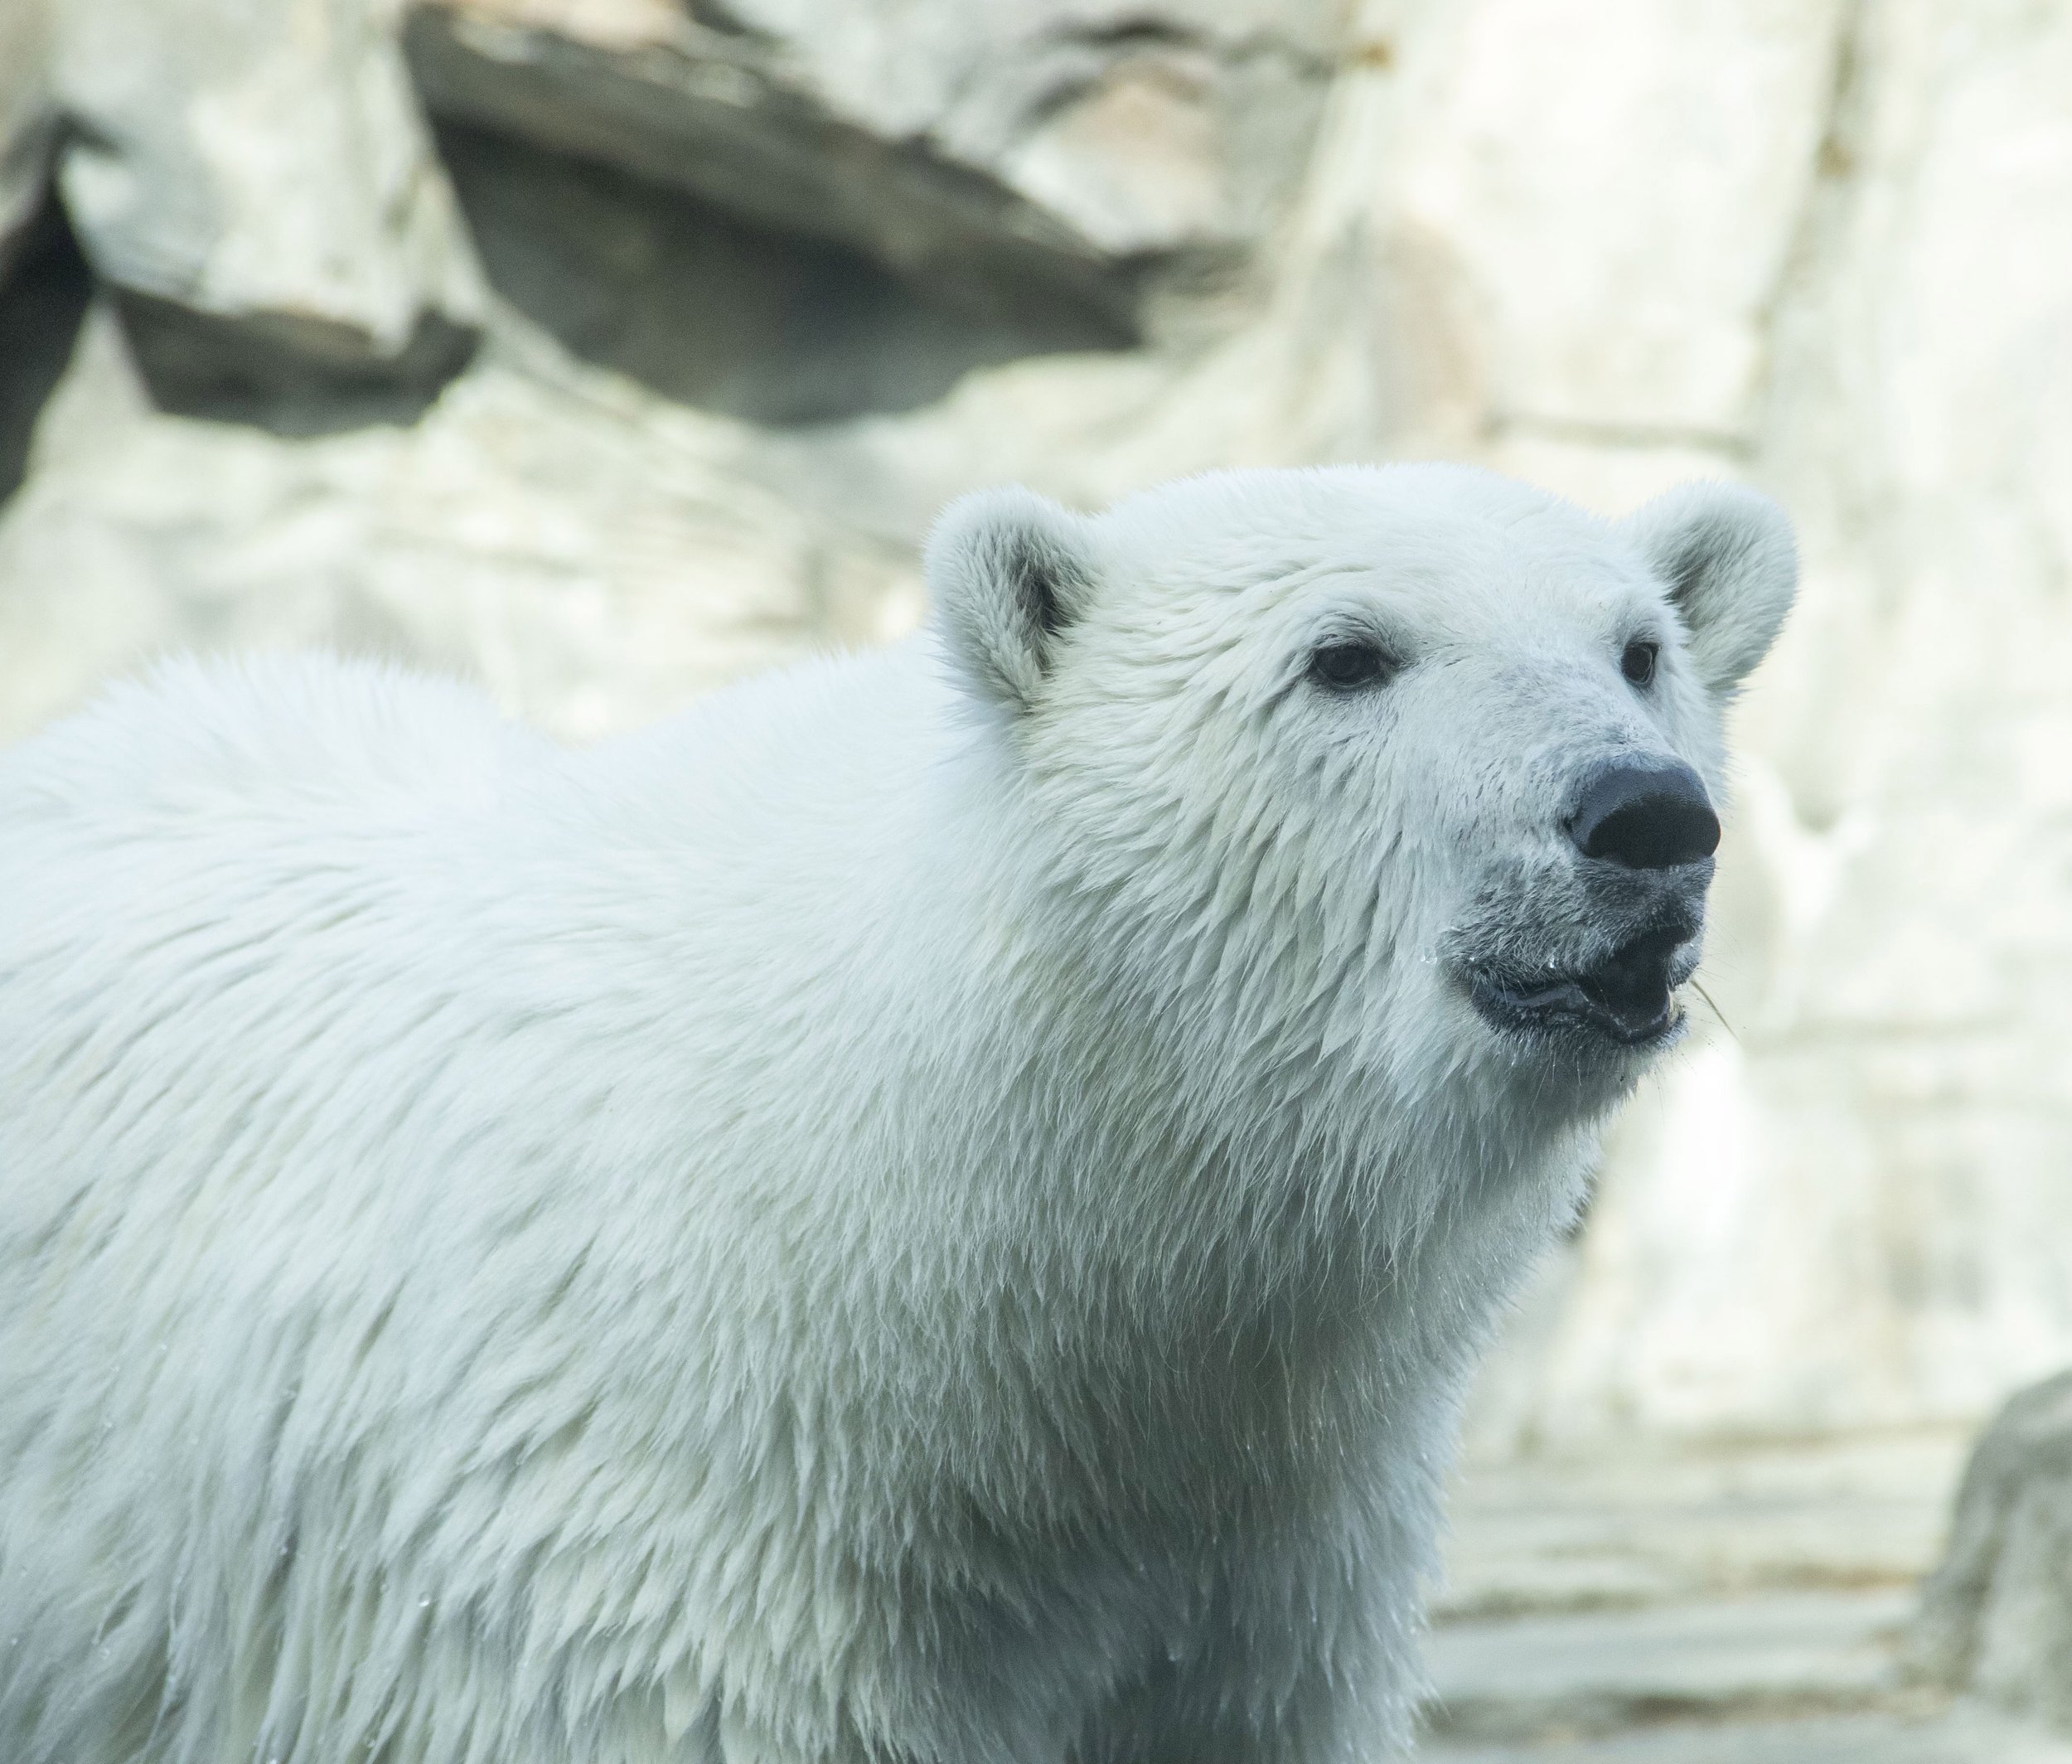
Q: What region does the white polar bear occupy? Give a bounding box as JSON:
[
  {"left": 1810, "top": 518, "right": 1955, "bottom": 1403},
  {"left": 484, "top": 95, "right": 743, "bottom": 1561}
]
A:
[{"left": 0, "top": 465, "right": 1794, "bottom": 1764}]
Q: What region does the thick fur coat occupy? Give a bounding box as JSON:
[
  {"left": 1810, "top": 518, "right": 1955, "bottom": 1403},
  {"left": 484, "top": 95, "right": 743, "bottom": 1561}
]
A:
[{"left": 0, "top": 466, "right": 1794, "bottom": 1762}]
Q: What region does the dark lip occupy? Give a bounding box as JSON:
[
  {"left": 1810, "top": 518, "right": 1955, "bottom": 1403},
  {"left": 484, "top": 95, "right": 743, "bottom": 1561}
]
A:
[{"left": 1464, "top": 927, "right": 1699, "bottom": 1050}]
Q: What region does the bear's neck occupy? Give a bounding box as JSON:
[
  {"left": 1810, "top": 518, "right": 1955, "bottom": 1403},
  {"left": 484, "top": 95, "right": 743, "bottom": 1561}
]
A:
[{"left": 834, "top": 789, "right": 1595, "bottom": 1535}]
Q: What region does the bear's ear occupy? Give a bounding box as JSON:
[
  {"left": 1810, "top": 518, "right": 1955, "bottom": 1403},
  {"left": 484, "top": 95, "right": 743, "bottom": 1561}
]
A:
[
  {"left": 926, "top": 487, "right": 1100, "bottom": 715},
  {"left": 1621, "top": 482, "right": 1798, "bottom": 697}
]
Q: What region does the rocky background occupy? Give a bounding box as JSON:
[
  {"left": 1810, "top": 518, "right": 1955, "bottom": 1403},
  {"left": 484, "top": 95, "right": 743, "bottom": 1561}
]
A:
[{"left": 4, "top": 0, "right": 2072, "bottom": 1756}]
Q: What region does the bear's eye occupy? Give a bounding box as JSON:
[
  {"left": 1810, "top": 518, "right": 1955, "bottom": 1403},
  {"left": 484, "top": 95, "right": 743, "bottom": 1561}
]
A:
[
  {"left": 1620, "top": 639, "right": 1659, "bottom": 688},
  {"left": 1309, "top": 640, "right": 1395, "bottom": 692}
]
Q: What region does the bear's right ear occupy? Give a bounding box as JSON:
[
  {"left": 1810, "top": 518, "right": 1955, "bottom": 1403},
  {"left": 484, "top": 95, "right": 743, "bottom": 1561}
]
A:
[{"left": 926, "top": 487, "right": 1099, "bottom": 715}]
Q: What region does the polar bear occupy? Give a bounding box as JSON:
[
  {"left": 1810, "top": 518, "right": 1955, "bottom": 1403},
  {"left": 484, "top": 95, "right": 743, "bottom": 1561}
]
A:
[{"left": 0, "top": 465, "right": 1793, "bottom": 1764}]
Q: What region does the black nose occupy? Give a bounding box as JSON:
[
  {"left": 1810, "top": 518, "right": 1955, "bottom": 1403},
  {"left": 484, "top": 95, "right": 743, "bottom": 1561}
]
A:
[{"left": 1566, "top": 760, "right": 1720, "bottom": 870}]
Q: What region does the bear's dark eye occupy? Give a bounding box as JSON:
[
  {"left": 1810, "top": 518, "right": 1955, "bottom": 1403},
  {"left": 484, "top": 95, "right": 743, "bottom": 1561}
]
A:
[
  {"left": 1620, "top": 639, "right": 1659, "bottom": 688},
  {"left": 1309, "top": 641, "right": 1394, "bottom": 692}
]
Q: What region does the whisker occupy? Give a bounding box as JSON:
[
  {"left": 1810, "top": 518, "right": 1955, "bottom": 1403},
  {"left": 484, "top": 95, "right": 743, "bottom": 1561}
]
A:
[{"left": 1689, "top": 977, "right": 1739, "bottom": 1044}]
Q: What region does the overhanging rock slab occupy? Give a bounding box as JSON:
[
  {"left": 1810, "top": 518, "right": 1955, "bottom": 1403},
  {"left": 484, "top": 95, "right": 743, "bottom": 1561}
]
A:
[{"left": 404, "top": 0, "right": 1337, "bottom": 328}]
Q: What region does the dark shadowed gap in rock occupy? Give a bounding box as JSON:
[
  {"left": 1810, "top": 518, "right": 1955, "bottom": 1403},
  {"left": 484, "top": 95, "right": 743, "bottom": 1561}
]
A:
[
  {"left": 681, "top": 0, "right": 767, "bottom": 36},
  {"left": 434, "top": 121, "right": 1135, "bottom": 429},
  {"left": 0, "top": 200, "right": 92, "bottom": 506},
  {"left": 116, "top": 295, "right": 477, "bottom": 438}
]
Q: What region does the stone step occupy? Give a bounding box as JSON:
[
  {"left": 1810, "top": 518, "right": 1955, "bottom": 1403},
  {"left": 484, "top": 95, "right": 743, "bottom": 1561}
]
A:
[
  {"left": 1437, "top": 1433, "right": 1970, "bottom": 1620},
  {"left": 1420, "top": 1704, "right": 2072, "bottom": 1764},
  {"left": 1423, "top": 1589, "right": 1915, "bottom": 1742}
]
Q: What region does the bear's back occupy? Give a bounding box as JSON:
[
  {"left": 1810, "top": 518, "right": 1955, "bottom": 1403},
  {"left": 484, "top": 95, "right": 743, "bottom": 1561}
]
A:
[
  {"left": 1, "top": 653, "right": 536, "bottom": 831},
  {"left": 0, "top": 644, "right": 957, "bottom": 1262}
]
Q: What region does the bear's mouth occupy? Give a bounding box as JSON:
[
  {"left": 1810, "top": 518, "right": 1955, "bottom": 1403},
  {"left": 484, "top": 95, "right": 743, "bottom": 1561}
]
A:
[{"left": 1467, "top": 924, "right": 1699, "bottom": 1049}]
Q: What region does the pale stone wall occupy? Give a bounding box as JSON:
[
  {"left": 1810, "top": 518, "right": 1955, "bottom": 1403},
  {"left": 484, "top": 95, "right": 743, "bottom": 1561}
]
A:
[
  {"left": 1459, "top": 0, "right": 2072, "bottom": 1454},
  {"left": 2, "top": 0, "right": 2069, "bottom": 1456}
]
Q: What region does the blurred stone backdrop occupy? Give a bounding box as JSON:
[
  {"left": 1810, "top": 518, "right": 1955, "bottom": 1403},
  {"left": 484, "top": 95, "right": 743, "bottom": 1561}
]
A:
[{"left": 4, "top": 0, "right": 2072, "bottom": 1749}]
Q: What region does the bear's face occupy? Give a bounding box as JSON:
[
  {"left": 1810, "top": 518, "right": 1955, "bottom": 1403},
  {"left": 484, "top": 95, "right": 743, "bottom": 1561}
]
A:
[{"left": 929, "top": 465, "right": 1794, "bottom": 1120}]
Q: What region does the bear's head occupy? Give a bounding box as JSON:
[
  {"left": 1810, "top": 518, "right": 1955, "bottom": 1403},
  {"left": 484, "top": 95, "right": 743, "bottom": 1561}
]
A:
[{"left": 927, "top": 464, "right": 1794, "bottom": 1128}]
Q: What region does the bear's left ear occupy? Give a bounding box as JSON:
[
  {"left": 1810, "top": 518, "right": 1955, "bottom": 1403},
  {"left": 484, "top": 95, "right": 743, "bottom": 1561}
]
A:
[
  {"left": 1621, "top": 482, "right": 1798, "bottom": 697},
  {"left": 927, "top": 486, "right": 1100, "bottom": 715}
]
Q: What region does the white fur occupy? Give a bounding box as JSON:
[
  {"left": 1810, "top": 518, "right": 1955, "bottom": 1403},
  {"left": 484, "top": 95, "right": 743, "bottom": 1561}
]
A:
[{"left": 0, "top": 465, "right": 1793, "bottom": 1763}]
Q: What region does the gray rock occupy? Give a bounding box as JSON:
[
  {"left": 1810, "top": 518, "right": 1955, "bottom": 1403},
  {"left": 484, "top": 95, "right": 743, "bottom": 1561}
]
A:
[
  {"left": 1915, "top": 1371, "right": 2072, "bottom": 1732},
  {"left": 402, "top": 0, "right": 1336, "bottom": 328},
  {"left": 0, "top": 202, "right": 90, "bottom": 506},
  {"left": 50, "top": 0, "right": 485, "bottom": 395},
  {"left": 0, "top": 300, "right": 926, "bottom": 745},
  {"left": 432, "top": 117, "right": 1126, "bottom": 426},
  {"left": 0, "top": 0, "right": 56, "bottom": 282}
]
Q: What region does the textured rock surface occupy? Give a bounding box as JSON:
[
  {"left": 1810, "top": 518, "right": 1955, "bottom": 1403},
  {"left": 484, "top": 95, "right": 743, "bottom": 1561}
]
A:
[
  {"left": 51, "top": 0, "right": 484, "bottom": 392},
  {"left": 0, "top": 0, "right": 55, "bottom": 281},
  {"left": 404, "top": 0, "right": 1338, "bottom": 327},
  {"left": 1914, "top": 1371, "right": 2072, "bottom": 1732},
  {"left": 1388, "top": 0, "right": 1849, "bottom": 440},
  {"left": 0, "top": 303, "right": 920, "bottom": 744},
  {"left": 429, "top": 118, "right": 1128, "bottom": 425}
]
